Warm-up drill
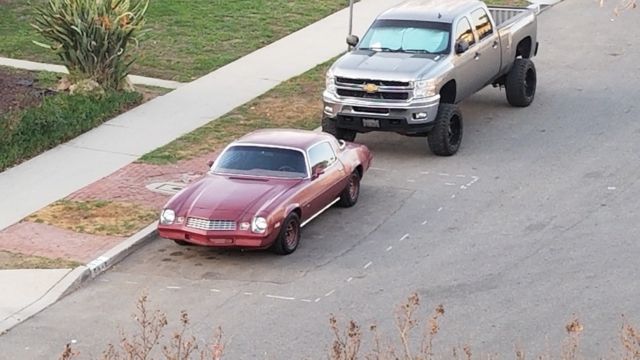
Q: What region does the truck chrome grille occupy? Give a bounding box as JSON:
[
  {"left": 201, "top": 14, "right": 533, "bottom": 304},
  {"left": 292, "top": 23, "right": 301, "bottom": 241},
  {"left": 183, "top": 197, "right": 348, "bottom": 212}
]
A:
[
  {"left": 186, "top": 218, "right": 236, "bottom": 231},
  {"left": 335, "top": 77, "right": 412, "bottom": 101}
]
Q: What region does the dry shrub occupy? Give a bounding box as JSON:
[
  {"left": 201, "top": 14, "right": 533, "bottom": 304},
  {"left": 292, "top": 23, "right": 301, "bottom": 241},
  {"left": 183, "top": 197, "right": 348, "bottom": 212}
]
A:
[{"left": 60, "top": 293, "right": 223, "bottom": 360}]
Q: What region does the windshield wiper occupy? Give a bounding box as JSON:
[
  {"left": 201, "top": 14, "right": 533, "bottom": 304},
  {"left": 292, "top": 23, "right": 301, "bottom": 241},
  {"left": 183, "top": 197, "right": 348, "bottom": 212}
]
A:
[
  {"left": 404, "top": 49, "right": 434, "bottom": 54},
  {"left": 360, "top": 47, "right": 402, "bottom": 53}
]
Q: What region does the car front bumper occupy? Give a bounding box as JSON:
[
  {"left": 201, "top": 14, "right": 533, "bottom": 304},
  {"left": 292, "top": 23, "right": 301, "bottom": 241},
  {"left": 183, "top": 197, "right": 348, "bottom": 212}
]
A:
[
  {"left": 323, "top": 91, "right": 440, "bottom": 135},
  {"left": 158, "top": 225, "right": 278, "bottom": 249}
]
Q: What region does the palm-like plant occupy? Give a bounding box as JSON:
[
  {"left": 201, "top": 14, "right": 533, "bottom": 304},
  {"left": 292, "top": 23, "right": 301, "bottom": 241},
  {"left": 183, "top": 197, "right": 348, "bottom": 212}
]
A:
[{"left": 32, "top": 0, "right": 149, "bottom": 90}]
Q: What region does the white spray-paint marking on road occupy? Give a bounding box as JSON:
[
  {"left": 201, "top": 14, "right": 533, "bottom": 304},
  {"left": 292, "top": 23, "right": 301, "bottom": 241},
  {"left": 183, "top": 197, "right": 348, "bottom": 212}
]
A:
[
  {"left": 386, "top": 246, "right": 393, "bottom": 252},
  {"left": 445, "top": 182, "right": 456, "bottom": 186},
  {"left": 266, "top": 295, "right": 296, "bottom": 301},
  {"left": 210, "top": 289, "right": 222, "bottom": 293},
  {"left": 346, "top": 277, "right": 353, "bottom": 282},
  {"left": 438, "top": 173, "right": 450, "bottom": 177},
  {"left": 300, "top": 299, "right": 313, "bottom": 303},
  {"left": 243, "top": 292, "right": 253, "bottom": 296},
  {"left": 456, "top": 174, "right": 467, "bottom": 178},
  {"left": 421, "top": 220, "right": 428, "bottom": 225},
  {"left": 363, "top": 261, "right": 373, "bottom": 269},
  {"left": 315, "top": 298, "right": 322, "bottom": 303},
  {"left": 325, "top": 289, "right": 336, "bottom": 297},
  {"left": 400, "top": 233, "right": 410, "bottom": 241},
  {"left": 125, "top": 281, "right": 139, "bottom": 285},
  {"left": 608, "top": 186, "right": 617, "bottom": 190},
  {"left": 407, "top": 179, "right": 416, "bottom": 183},
  {"left": 166, "top": 286, "right": 181, "bottom": 290},
  {"left": 451, "top": 194, "right": 456, "bottom": 199},
  {"left": 437, "top": 207, "right": 443, "bottom": 212}
]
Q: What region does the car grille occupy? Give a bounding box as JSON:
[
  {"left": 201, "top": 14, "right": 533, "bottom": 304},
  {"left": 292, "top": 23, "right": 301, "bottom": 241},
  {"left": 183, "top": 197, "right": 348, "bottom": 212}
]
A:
[
  {"left": 335, "top": 77, "right": 412, "bottom": 101},
  {"left": 186, "top": 218, "right": 236, "bottom": 231}
]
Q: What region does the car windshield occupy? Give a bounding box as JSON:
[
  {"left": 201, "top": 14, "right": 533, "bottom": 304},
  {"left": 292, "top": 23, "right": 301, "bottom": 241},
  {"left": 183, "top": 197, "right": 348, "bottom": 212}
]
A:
[
  {"left": 358, "top": 19, "right": 451, "bottom": 54},
  {"left": 213, "top": 145, "right": 308, "bottom": 178}
]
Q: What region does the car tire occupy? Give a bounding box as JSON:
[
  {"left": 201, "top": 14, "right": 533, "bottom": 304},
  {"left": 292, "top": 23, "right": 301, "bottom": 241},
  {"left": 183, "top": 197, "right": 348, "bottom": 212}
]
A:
[
  {"left": 337, "top": 170, "right": 361, "bottom": 208},
  {"left": 505, "top": 58, "right": 537, "bottom": 107},
  {"left": 271, "top": 213, "right": 301, "bottom": 255},
  {"left": 427, "top": 103, "right": 463, "bottom": 156},
  {"left": 322, "top": 116, "right": 357, "bottom": 142},
  {"left": 174, "top": 240, "right": 192, "bottom": 246}
]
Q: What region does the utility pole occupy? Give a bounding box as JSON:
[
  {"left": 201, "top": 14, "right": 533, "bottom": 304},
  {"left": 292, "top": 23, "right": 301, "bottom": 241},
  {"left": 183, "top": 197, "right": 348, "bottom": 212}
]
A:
[{"left": 348, "top": 0, "right": 354, "bottom": 50}]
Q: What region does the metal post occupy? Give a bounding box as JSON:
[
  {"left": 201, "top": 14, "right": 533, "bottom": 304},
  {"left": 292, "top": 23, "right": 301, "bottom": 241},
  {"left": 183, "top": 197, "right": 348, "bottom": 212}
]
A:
[
  {"left": 348, "top": 0, "right": 354, "bottom": 36},
  {"left": 348, "top": 0, "right": 354, "bottom": 50}
]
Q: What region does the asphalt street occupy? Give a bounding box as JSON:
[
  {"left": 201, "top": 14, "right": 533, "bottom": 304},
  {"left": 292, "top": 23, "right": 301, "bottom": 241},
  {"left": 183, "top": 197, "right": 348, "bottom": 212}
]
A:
[{"left": 1, "top": 1, "right": 639, "bottom": 359}]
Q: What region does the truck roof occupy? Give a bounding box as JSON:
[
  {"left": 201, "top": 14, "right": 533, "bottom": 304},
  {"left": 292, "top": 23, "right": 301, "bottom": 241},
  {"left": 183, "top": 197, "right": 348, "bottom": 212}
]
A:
[{"left": 377, "top": 0, "right": 483, "bottom": 23}]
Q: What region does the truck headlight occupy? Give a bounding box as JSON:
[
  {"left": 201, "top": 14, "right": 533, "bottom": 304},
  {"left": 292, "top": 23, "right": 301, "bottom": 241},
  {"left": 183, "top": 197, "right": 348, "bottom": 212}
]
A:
[
  {"left": 252, "top": 216, "right": 268, "bottom": 234},
  {"left": 325, "top": 69, "right": 337, "bottom": 96},
  {"left": 160, "top": 209, "right": 176, "bottom": 225},
  {"left": 413, "top": 79, "right": 437, "bottom": 99}
]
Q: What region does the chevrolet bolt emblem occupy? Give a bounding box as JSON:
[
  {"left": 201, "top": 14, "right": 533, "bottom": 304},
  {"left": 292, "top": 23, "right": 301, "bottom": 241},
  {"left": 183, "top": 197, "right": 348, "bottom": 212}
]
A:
[{"left": 363, "top": 83, "right": 379, "bottom": 93}]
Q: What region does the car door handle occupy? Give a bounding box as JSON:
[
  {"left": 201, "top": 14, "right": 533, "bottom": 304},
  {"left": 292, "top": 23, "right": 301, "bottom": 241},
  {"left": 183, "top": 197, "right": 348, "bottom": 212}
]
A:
[{"left": 492, "top": 41, "right": 498, "bottom": 49}]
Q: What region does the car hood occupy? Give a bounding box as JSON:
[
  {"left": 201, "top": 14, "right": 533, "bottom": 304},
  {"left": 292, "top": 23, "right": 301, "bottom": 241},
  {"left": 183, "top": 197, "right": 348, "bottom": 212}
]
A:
[
  {"left": 168, "top": 174, "right": 300, "bottom": 220},
  {"left": 332, "top": 50, "right": 442, "bottom": 82}
]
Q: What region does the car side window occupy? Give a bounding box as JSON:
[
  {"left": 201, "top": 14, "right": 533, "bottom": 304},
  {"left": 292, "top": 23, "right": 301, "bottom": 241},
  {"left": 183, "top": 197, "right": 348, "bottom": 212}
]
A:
[
  {"left": 455, "top": 17, "right": 476, "bottom": 47},
  {"left": 471, "top": 8, "right": 493, "bottom": 41},
  {"left": 308, "top": 142, "right": 337, "bottom": 171}
]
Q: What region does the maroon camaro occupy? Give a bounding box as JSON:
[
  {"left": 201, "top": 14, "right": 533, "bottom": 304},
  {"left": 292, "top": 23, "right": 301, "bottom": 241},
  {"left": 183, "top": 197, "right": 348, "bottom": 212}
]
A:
[{"left": 157, "top": 129, "right": 373, "bottom": 255}]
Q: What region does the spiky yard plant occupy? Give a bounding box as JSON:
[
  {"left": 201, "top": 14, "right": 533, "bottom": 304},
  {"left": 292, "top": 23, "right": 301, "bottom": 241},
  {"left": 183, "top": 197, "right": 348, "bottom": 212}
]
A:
[{"left": 32, "top": 0, "right": 149, "bottom": 90}]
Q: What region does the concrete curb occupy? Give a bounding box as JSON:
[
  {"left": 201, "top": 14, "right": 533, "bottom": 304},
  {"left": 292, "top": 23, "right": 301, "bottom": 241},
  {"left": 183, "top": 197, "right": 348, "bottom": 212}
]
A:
[
  {"left": 0, "top": 222, "right": 158, "bottom": 334},
  {"left": 0, "top": 57, "right": 184, "bottom": 89}
]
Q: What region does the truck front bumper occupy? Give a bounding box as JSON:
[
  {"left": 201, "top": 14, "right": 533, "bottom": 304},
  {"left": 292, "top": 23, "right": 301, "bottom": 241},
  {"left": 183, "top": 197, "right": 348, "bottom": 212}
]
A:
[{"left": 323, "top": 92, "right": 440, "bottom": 135}]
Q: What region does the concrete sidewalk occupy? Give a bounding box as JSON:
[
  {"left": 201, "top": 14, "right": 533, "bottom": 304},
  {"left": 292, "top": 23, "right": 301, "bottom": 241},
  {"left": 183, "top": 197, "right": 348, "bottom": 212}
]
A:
[{"left": 0, "top": 0, "right": 405, "bottom": 232}]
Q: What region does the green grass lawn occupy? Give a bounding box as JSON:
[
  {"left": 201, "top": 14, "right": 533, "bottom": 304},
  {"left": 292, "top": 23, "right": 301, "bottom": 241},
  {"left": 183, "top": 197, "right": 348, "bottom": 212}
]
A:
[{"left": 0, "top": 0, "right": 353, "bottom": 81}]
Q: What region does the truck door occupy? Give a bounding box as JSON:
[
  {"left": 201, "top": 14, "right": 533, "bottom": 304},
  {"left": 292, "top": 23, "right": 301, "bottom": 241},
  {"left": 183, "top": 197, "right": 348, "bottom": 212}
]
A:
[
  {"left": 469, "top": 8, "right": 501, "bottom": 90},
  {"left": 452, "top": 16, "right": 479, "bottom": 101}
]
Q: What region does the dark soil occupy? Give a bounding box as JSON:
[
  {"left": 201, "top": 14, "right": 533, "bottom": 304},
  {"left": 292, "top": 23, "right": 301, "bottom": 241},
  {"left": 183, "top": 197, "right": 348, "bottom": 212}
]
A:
[{"left": 0, "top": 67, "right": 55, "bottom": 116}]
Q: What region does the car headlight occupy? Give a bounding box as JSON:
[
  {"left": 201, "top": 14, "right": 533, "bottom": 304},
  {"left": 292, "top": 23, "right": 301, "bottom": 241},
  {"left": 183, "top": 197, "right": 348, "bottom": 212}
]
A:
[
  {"left": 325, "top": 69, "right": 337, "bottom": 96},
  {"left": 160, "top": 209, "right": 176, "bottom": 225},
  {"left": 413, "top": 79, "right": 437, "bottom": 99},
  {"left": 251, "top": 216, "right": 268, "bottom": 234}
]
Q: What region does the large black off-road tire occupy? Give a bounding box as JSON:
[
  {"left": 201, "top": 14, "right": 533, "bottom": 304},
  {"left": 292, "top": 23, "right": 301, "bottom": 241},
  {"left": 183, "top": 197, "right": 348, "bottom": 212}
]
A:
[
  {"left": 505, "top": 58, "right": 537, "bottom": 107},
  {"left": 427, "top": 103, "right": 463, "bottom": 156},
  {"left": 337, "top": 170, "right": 361, "bottom": 208},
  {"left": 322, "top": 116, "right": 357, "bottom": 142},
  {"left": 271, "top": 213, "right": 301, "bottom": 255}
]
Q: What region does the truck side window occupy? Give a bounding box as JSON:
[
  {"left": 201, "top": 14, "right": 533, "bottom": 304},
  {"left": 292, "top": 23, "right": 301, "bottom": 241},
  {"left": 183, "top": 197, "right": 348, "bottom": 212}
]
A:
[
  {"left": 455, "top": 17, "right": 476, "bottom": 47},
  {"left": 471, "top": 9, "right": 493, "bottom": 41}
]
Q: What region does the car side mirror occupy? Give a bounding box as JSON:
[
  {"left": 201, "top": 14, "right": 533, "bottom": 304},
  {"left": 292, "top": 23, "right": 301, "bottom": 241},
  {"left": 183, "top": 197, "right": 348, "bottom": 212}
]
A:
[
  {"left": 455, "top": 40, "right": 470, "bottom": 54},
  {"left": 346, "top": 35, "right": 360, "bottom": 48},
  {"left": 338, "top": 139, "right": 347, "bottom": 150},
  {"left": 207, "top": 160, "right": 214, "bottom": 168}
]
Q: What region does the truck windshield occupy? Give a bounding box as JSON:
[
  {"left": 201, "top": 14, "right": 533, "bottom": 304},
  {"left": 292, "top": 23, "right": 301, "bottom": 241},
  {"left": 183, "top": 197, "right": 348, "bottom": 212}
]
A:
[{"left": 358, "top": 19, "right": 451, "bottom": 54}]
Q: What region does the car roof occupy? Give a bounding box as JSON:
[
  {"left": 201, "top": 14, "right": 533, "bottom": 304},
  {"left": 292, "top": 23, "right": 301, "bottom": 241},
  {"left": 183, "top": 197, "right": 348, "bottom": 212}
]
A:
[
  {"left": 234, "top": 129, "right": 335, "bottom": 151},
  {"left": 378, "top": 0, "right": 482, "bottom": 23}
]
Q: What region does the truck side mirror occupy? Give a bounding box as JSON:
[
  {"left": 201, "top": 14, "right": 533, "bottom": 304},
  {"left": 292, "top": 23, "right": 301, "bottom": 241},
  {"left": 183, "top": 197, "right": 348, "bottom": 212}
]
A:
[
  {"left": 455, "top": 40, "right": 470, "bottom": 54},
  {"left": 346, "top": 35, "right": 360, "bottom": 48},
  {"left": 207, "top": 160, "right": 214, "bottom": 168}
]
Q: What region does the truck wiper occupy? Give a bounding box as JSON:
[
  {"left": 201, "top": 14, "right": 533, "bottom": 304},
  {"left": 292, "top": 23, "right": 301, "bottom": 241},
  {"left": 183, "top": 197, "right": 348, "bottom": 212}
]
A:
[
  {"left": 404, "top": 49, "right": 434, "bottom": 54},
  {"left": 360, "top": 47, "right": 402, "bottom": 52}
]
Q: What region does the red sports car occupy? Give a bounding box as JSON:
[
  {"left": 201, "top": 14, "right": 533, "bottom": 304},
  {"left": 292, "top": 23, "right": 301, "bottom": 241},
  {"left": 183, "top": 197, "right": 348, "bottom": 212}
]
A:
[{"left": 157, "top": 129, "right": 373, "bottom": 254}]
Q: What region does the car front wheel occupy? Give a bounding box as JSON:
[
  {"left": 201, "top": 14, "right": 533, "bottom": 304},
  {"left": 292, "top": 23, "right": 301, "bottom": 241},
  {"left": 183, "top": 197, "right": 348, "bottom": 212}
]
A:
[{"left": 271, "top": 213, "right": 301, "bottom": 255}]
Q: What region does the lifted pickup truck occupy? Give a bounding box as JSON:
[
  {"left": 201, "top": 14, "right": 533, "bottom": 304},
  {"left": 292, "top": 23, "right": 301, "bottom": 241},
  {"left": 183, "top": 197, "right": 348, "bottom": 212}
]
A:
[{"left": 322, "top": 0, "right": 539, "bottom": 156}]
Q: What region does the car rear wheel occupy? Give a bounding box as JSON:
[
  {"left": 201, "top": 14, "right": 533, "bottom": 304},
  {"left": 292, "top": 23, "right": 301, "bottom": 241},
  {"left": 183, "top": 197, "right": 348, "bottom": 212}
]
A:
[
  {"left": 505, "top": 58, "right": 537, "bottom": 107},
  {"left": 322, "top": 116, "right": 357, "bottom": 142},
  {"left": 427, "top": 103, "right": 463, "bottom": 156},
  {"left": 271, "top": 213, "right": 301, "bottom": 255},
  {"left": 337, "top": 171, "right": 361, "bottom": 207}
]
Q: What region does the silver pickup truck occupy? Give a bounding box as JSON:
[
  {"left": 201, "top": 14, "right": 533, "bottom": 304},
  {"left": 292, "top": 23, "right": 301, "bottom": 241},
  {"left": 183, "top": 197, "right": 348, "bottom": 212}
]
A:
[{"left": 322, "top": 0, "right": 539, "bottom": 156}]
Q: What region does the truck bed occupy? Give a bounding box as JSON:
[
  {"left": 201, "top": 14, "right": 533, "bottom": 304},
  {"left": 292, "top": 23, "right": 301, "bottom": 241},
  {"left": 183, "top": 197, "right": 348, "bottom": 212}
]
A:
[{"left": 488, "top": 6, "right": 536, "bottom": 28}]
